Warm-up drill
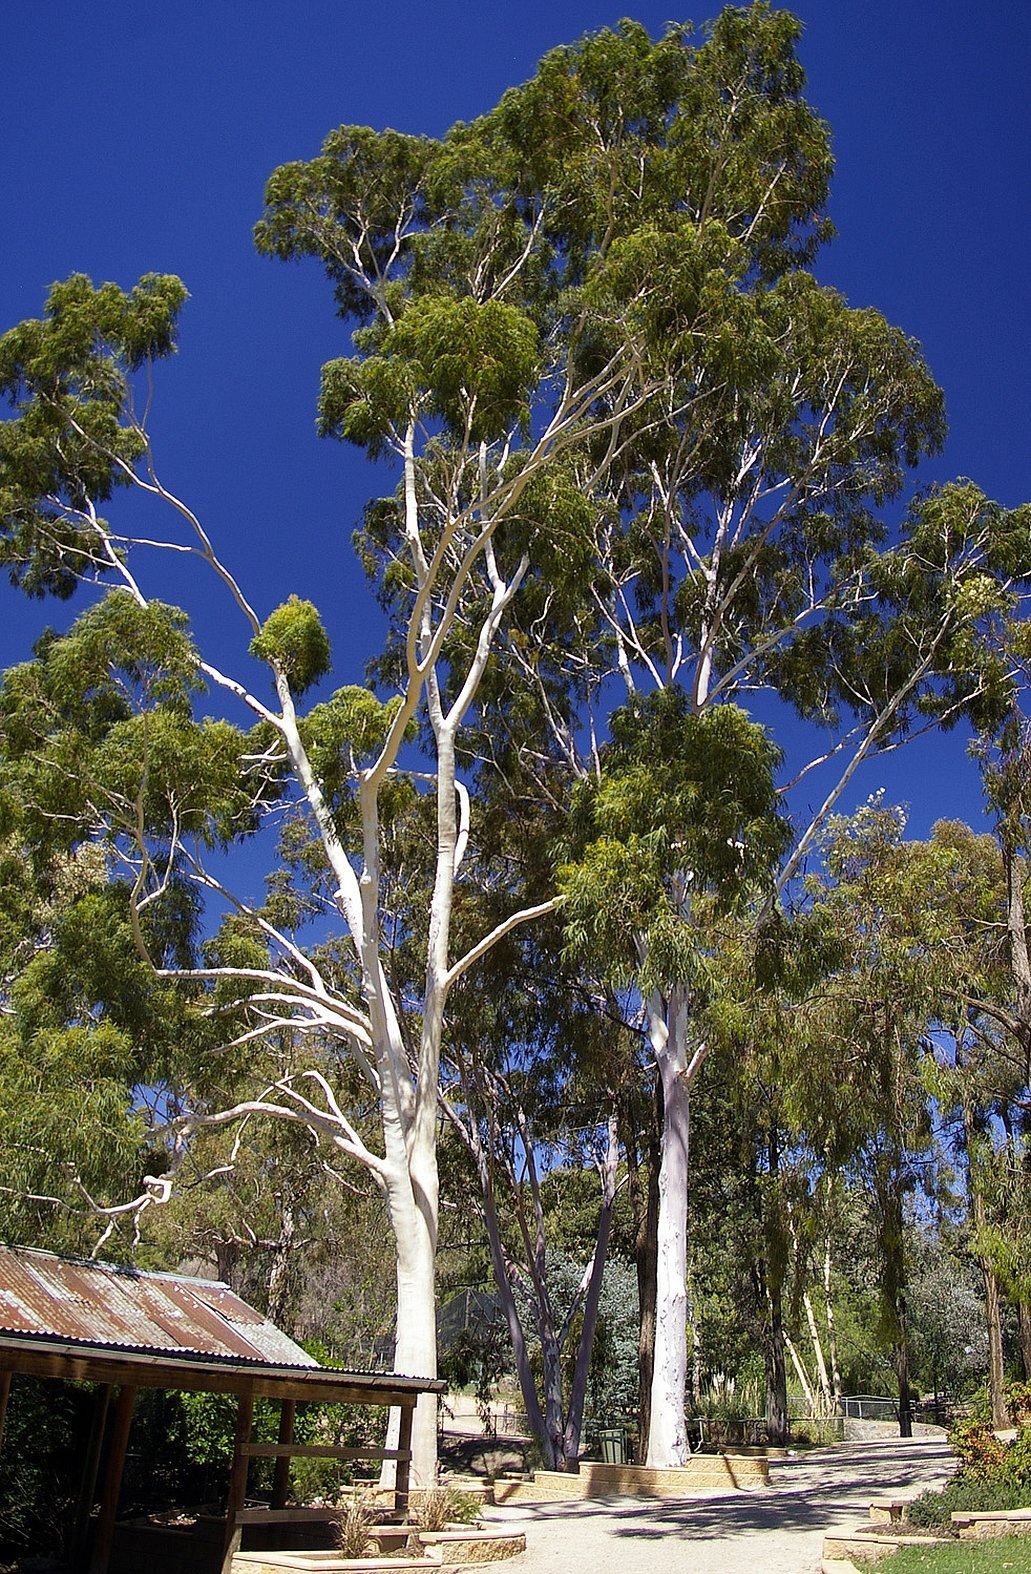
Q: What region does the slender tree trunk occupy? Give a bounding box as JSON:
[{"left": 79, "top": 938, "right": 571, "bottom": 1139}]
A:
[
  {"left": 963, "top": 1099, "right": 1010, "bottom": 1431},
  {"left": 984, "top": 1264, "right": 1009, "bottom": 1429},
  {"left": 895, "top": 1295, "right": 913, "bottom": 1439},
  {"left": 764, "top": 1275, "right": 789, "bottom": 1445},
  {"left": 629, "top": 1072, "right": 661, "bottom": 1464},
  {"left": 784, "top": 1332, "right": 817, "bottom": 1414},
  {"left": 760, "top": 1122, "right": 788, "bottom": 1443},
  {"left": 562, "top": 1114, "right": 620, "bottom": 1466},
  {"left": 802, "top": 1289, "right": 833, "bottom": 1413},
  {"left": 646, "top": 1001, "right": 692, "bottom": 1467},
  {"left": 479, "top": 1195, "right": 551, "bottom": 1463}
]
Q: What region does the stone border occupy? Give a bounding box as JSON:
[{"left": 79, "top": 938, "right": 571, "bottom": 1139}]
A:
[
  {"left": 822, "top": 1496, "right": 1031, "bottom": 1564},
  {"left": 418, "top": 1528, "right": 527, "bottom": 1564},
  {"left": 493, "top": 1455, "right": 768, "bottom": 1502}
]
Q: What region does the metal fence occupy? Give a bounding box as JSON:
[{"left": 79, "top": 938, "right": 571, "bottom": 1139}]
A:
[{"left": 841, "top": 1394, "right": 898, "bottom": 1421}]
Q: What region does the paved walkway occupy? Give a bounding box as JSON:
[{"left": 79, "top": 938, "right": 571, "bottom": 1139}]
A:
[{"left": 484, "top": 1438, "right": 955, "bottom": 1574}]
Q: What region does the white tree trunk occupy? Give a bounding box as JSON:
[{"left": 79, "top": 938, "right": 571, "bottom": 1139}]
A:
[
  {"left": 378, "top": 1109, "right": 439, "bottom": 1487},
  {"left": 645, "top": 990, "right": 694, "bottom": 1467},
  {"left": 802, "top": 1288, "right": 832, "bottom": 1414},
  {"left": 390, "top": 1200, "right": 438, "bottom": 1485}
]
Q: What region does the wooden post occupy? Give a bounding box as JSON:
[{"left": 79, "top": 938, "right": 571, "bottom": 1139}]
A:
[
  {"left": 271, "top": 1398, "right": 296, "bottom": 1510},
  {"left": 394, "top": 1402, "right": 413, "bottom": 1521},
  {"left": 71, "top": 1384, "right": 112, "bottom": 1571},
  {"left": 88, "top": 1383, "right": 136, "bottom": 1574},
  {"left": 221, "top": 1389, "right": 254, "bottom": 1574},
  {"left": 0, "top": 1370, "right": 11, "bottom": 1451}
]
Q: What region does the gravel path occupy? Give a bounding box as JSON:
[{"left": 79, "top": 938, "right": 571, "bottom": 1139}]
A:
[{"left": 483, "top": 1438, "right": 955, "bottom": 1574}]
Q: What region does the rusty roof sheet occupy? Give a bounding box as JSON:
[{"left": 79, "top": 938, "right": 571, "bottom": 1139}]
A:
[{"left": 0, "top": 1244, "right": 317, "bottom": 1368}]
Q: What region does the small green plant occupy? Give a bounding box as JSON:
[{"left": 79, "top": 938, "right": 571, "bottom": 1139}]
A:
[
  {"left": 410, "top": 1486, "right": 481, "bottom": 1532},
  {"left": 333, "top": 1489, "right": 377, "bottom": 1559}
]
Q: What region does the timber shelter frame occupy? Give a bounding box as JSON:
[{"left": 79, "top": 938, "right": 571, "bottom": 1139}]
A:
[{"left": 0, "top": 1323, "right": 441, "bottom": 1574}]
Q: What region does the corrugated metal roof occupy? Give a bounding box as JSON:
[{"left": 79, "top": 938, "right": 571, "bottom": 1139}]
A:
[{"left": 0, "top": 1244, "right": 317, "bottom": 1369}]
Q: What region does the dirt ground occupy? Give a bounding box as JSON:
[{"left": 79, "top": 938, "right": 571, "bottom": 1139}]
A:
[{"left": 480, "top": 1437, "right": 956, "bottom": 1574}]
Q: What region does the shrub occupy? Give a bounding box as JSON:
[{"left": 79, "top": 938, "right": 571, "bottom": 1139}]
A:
[
  {"left": 908, "top": 1475, "right": 1031, "bottom": 1528},
  {"left": 1005, "top": 1382, "right": 1031, "bottom": 1427},
  {"left": 909, "top": 1398, "right": 1031, "bottom": 1527},
  {"left": 949, "top": 1418, "right": 1009, "bottom": 1480}
]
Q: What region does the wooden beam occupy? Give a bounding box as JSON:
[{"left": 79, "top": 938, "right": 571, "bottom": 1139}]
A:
[
  {"left": 243, "top": 1442, "right": 412, "bottom": 1461},
  {"left": 71, "top": 1383, "right": 112, "bottom": 1572},
  {"left": 0, "top": 1369, "right": 11, "bottom": 1451},
  {"left": 270, "top": 1397, "right": 295, "bottom": 1511},
  {"left": 88, "top": 1383, "right": 136, "bottom": 1574},
  {"left": 220, "top": 1389, "right": 254, "bottom": 1574},
  {"left": 0, "top": 1338, "right": 438, "bottom": 1408},
  {"left": 394, "top": 1403, "right": 414, "bottom": 1520}
]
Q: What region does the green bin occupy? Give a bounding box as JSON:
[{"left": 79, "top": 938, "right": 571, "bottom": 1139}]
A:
[{"left": 598, "top": 1426, "right": 626, "bottom": 1464}]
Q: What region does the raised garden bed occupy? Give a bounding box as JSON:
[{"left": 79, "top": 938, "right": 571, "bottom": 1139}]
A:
[{"left": 417, "top": 1527, "right": 527, "bottom": 1564}]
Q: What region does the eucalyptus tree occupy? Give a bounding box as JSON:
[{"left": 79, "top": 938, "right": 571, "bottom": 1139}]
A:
[
  {"left": 0, "top": 81, "right": 649, "bottom": 1477},
  {"left": 252, "top": 1, "right": 839, "bottom": 1473},
  {"left": 469, "top": 5, "right": 1031, "bottom": 1459},
  {"left": 0, "top": 10, "right": 815, "bottom": 1483},
  {"left": 2, "top": 7, "right": 1029, "bottom": 1486},
  {"left": 911, "top": 787, "right": 1031, "bottom": 1421}
]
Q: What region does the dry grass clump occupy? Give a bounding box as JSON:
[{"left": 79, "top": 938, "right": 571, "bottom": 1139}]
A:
[
  {"left": 332, "top": 1488, "right": 378, "bottom": 1559},
  {"left": 410, "top": 1485, "right": 481, "bottom": 1532}
]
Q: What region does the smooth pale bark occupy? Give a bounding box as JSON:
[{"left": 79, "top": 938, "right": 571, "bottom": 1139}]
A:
[
  {"left": 784, "top": 1332, "right": 818, "bottom": 1414},
  {"left": 646, "top": 987, "right": 705, "bottom": 1467},
  {"left": 382, "top": 1147, "right": 438, "bottom": 1483},
  {"left": 802, "top": 1288, "right": 833, "bottom": 1412}
]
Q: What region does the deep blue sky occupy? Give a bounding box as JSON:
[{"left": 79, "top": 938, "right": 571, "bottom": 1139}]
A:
[{"left": 2, "top": 0, "right": 1029, "bottom": 842}]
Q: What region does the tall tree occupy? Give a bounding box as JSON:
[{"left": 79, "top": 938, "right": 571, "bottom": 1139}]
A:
[{"left": 462, "top": 2, "right": 1031, "bottom": 1453}]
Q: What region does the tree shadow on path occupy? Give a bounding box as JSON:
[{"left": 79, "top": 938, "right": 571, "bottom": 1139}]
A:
[{"left": 498, "top": 1440, "right": 955, "bottom": 1546}]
